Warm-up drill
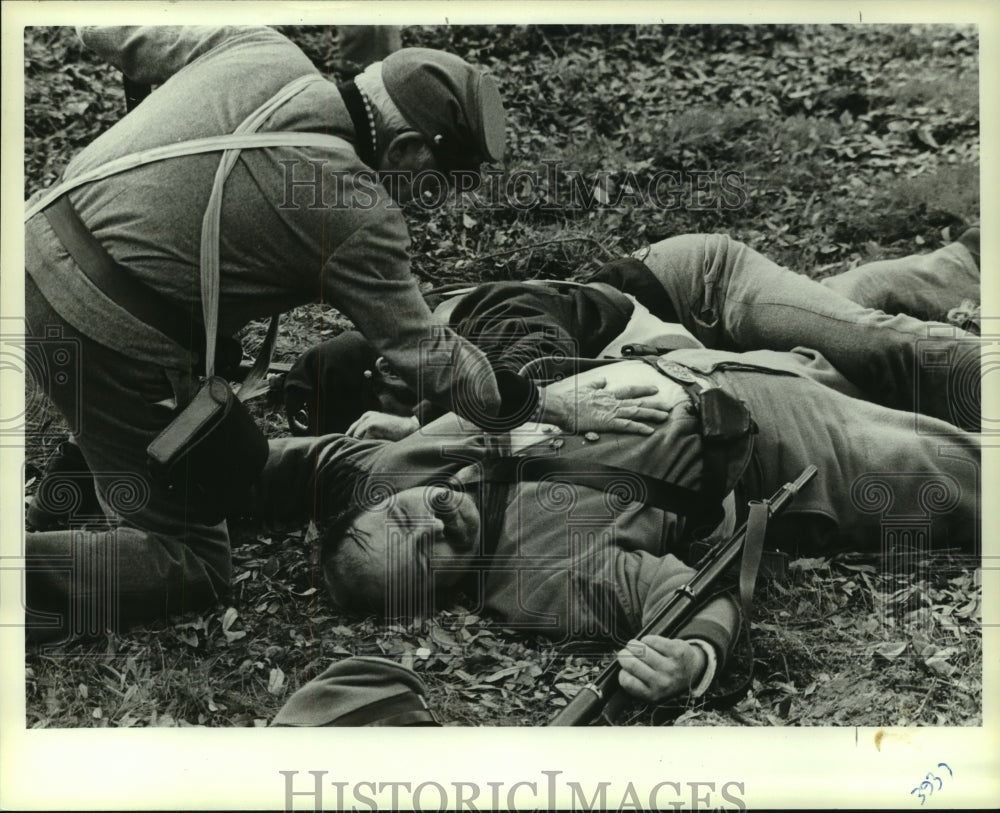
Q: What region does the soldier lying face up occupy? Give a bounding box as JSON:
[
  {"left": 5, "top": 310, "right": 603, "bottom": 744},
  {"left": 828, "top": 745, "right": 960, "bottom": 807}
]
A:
[{"left": 291, "top": 345, "right": 977, "bottom": 706}]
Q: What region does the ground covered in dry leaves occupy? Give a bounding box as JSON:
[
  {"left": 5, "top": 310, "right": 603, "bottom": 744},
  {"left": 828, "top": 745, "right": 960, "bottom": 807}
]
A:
[{"left": 23, "top": 23, "right": 981, "bottom": 727}]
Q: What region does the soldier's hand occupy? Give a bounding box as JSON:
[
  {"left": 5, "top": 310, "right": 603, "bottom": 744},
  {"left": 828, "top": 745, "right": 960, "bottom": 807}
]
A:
[
  {"left": 616, "top": 636, "right": 707, "bottom": 702},
  {"left": 540, "top": 377, "right": 671, "bottom": 435},
  {"left": 346, "top": 411, "right": 419, "bottom": 441}
]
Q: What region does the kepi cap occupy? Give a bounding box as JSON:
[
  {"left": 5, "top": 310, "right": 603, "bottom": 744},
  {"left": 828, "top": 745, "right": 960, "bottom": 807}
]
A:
[
  {"left": 382, "top": 47, "right": 505, "bottom": 175},
  {"left": 271, "top": 656, "right": 439, "bottom": 726}
]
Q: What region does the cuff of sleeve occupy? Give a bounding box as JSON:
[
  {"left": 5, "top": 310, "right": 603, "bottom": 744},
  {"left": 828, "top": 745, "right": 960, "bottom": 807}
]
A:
[
  {"left": 677, "top": 618, "right": 732, "bottom": 669},
  {"left": 685, "top": 639, "right": 718, "bottom": 698},
  {"left": 471, "top": 370, "right": 539, "bottom": 432}
]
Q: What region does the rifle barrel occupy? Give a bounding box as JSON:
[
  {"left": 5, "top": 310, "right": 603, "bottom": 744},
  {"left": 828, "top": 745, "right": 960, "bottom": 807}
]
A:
[{"left": 549, "top": 684, "right": 606, "bottom": 727}]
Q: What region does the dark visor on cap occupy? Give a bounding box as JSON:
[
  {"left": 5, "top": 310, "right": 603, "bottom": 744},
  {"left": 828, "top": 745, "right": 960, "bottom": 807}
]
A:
[
  {"left": 431, "top": 71, "right": 505, "bottom": 175},
  {"left": 476, "top": 73, "right": 505, "bottom": 163}
]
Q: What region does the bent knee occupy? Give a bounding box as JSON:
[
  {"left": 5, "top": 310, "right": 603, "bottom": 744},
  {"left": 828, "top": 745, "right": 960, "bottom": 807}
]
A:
[{"left": 642, "top": 233, "right": 734, "bottom": 270}]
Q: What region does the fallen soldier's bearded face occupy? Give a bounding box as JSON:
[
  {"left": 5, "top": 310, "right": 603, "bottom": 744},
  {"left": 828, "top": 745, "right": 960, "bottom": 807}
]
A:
[{"left": 323, "top": 485, "right": 481, "bottom": 615}]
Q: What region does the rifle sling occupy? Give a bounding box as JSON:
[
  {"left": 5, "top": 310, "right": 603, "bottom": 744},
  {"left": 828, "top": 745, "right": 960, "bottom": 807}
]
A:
[{"left": 738, "top": 500, "right": 769, "bottom": 621}]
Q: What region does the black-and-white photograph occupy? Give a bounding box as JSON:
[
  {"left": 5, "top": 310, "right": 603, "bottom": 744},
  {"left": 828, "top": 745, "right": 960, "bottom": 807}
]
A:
[{"left": 3, "top": 1, "right": 997, "bottom": 810}]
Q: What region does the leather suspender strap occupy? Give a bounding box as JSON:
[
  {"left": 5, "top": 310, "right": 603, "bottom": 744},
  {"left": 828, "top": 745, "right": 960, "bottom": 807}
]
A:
[
  {"left": 24, "top": 132, "right": 354, "bottom": 220},
  {"left": 738, "top": 500, "right": 769, "bottom": 621},
  {"left": 25, "top": 71, "right": 347, "bottom": 222},
  {"left": 42, "top": 195, "right": 199, "bottom": 354},
  {"left": 25, "top": 130, "right": 358, "bottom": 220},
  {"left": 197, "top": 73, "right": 318, "bottom": 377},
  {"left": 30, "top": 74, "right": 351, "bottom": 387},
  {"left": 41, "top": 191, "right": 273, "bottom": 385},
  {"left": 478, "top": 456, "right": 725, "bottom": 526}
]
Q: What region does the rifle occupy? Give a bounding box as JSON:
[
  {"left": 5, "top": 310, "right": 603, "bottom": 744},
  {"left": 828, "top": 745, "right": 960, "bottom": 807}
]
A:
[{"left": 549, "top": 464, "right": 818, "bottom": 726}]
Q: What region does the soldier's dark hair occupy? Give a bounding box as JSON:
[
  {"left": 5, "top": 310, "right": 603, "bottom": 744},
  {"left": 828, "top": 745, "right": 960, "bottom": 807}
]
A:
[{"left": 319, "top": 504, "right": 382, "bottom": 615}]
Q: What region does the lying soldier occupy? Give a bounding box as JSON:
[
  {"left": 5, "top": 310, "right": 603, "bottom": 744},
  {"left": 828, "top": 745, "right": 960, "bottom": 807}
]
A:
[
  {"left": 284, "top": 229, "right": 981, "bottom": 439},
  {"left": 256, "top": 343, "right": 980, "bottom": 708}
]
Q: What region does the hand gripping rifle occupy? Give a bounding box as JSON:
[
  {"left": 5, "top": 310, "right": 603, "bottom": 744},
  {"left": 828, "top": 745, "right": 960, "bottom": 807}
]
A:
[{"left": 549, "top": 464, "right": 818, "bottom": 727}]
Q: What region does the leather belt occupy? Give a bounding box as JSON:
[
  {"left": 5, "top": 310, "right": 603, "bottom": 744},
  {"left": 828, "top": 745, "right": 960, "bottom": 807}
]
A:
[{"left": 43, "top": 195, "right": 200, "bottom": 355}]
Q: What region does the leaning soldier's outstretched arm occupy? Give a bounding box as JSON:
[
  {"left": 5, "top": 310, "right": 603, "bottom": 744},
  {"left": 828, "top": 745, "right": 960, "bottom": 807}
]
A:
[{"left": 252, "top": 434, "right": 384, "bottom": 524}]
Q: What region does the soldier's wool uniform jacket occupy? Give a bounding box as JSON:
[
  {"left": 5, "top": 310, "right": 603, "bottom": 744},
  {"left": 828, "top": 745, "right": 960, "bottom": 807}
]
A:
[
  {"left": 25, "top": 25, "right": 497, "bottom": 410},
  {"left": 258, "top": 360, "right": 742, "bottom": 663},
  {"left": 258, "top": 345, "right": 981, "bottom": 661}
]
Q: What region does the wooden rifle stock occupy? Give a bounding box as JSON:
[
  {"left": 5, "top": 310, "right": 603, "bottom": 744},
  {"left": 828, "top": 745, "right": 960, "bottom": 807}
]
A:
[{"left": 549, "top": 465, "right": 818, "bottom": 726}]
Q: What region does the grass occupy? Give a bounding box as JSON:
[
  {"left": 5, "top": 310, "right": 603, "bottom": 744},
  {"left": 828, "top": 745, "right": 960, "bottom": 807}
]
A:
[{"left": 22, "top": 23, "right": 981, "bottom": 728}]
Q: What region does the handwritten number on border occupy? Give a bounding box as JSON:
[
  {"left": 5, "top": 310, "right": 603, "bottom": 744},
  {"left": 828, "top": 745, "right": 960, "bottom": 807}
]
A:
[{"left": 911, "top": 764, "right": 952, "bottom": 805}]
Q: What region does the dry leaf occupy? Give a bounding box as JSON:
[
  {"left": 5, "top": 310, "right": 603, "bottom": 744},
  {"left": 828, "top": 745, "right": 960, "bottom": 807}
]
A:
[
  {"left": 177, "top": 629, "right": 199, "bottom": 648},
  {"left": 873, "top": 642, "right": 908, "bottom": 661},
  {"left": 554, "top": 682, "right": 582, "bottom": 698},
  {"left": 924, "top": 657, "right": 955, "bottom": 677},
  {"left": 484, "top": 665, "right": 525, "bottom": 683}
]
